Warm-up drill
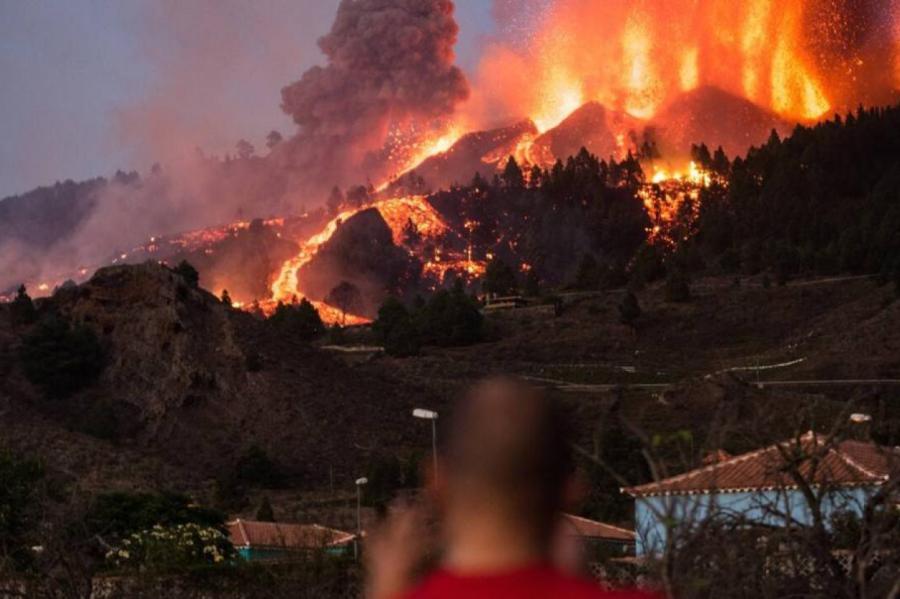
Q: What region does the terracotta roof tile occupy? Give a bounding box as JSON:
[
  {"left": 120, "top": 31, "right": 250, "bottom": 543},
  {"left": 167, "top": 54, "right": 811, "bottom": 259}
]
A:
[
  {"left": 623, "top": 432, "right": 897, "bottom": 497},
  {"left": 227, "top": 520, "right": 355, "bottom": 550},
  {"left": 562, "top": 514, "right": 635, "bottom": 542}
]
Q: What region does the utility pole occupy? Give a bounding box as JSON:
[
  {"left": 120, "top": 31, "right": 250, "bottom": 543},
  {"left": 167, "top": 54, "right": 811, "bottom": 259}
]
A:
[
  {"left": 354, "top": 477, "right": 367, "bottom": 561},
  {"left": 413, "top": 409, "right": 439, "bottom": 478}
]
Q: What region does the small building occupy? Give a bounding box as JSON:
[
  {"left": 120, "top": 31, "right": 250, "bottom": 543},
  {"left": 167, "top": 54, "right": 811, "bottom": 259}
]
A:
[
  {"left": 621, "top": 432, "right": 897, "bottom": 556},
  {"left": 482, "top": 294, "right": 529, "bottom": 311},
  {"left": 561, "top": 513, "right": 636, "bottom": 559},
  {"left": 227, "top": 519, "right": 356, "bottom": 561}
]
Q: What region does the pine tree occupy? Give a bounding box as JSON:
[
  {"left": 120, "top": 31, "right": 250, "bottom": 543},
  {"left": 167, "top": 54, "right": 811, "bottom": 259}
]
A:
[
  {"left": 664, "top": 270, "right": 692, "bottom": 303},
  {"left": 326, "top": 281, "right": 363, "bottom": 326},
  {"left": 327, "top": 186, "right": 344, "bottom": 216},
  {"left": 523, "top": 269, "right": 541, "bottom": 297},
  {"left": 619, "top": 291, "right": 642, "bottom": 327},
  {"left": 10, "top": 285, "right": 36, "bottom": 326},
  {"left": 256, "top": 496, "right": 275, "bottom": 522},
  {"left": 402, "top": 218, "right": 422, "bottom": 248},
  {"left": 502, "top": 156, "right": 525, "bottom": 189},
  {"left": 483, "top": 258, "right": 518, "bottom": 296},
  {"left": 174, "top": 261, "right": 199, "bottom": 288}
]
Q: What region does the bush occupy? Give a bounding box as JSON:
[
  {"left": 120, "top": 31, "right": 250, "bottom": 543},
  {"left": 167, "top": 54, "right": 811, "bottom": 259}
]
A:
[
  {"left": 522, "top": 269, "right": 541, "bottom": 297},
  {"left": 105, "top": 523, "right": 234, "bottom": 572},
  {"left": 483, "top": 258, "right": 518, "bottom": 296},
  {"left": 174, "top": 260, "right": 200, "bottom": 288},
  {"left": 9, "top": 285, "right": 36, "bottom": 326},
  {"left": 78, "top": 400, "right": 119, "bottom": 440},
  {"left": 618, "top": 291, "right": 642, "bottom": 326},
  {"left": 416, "top": 283, "right": 483, "bottom": 347},
  {"left": 325, "top": 281, "right": 363, "bottom": 326},
  {"left": 375, "top": 286, "right": 483, "bottom": 354},
  {"left": 0, "top": 449, "right": 44, "bottom": 571},
  {"left": 664, "top": 270, "right": 692, "bottom": 303},
  {"left": 573, "top": 254, "right": 602, "bottom": 290},
  {"left": 235, "top": 446, "right": 285, "bottom": 489},
  {"left": 256, "top": 497, "right": 276, "bottom": 522},
  {"left": 19, "top": 316, "right": 105, "bottom": 399},
  {"left": 373, "top": 298, "right": 420, "bottom": 357},
  {"left": 245, "top": 351, "right": 264, "bottom": 372},
  {"left": 268, "top": 299, "right": 325, "bottom": 341},
  {"left": 85, "top": 492, "right": 227, "bottom": 541}
]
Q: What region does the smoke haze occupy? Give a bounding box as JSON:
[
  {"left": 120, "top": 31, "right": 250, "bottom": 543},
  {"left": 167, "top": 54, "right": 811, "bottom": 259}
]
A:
[{"left": 278, "top": 0, "right": 470, "bottom": 191}]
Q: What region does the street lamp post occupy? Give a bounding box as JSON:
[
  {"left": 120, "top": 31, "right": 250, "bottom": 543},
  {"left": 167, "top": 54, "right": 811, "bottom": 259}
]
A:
[
  {"left": 413, "top": 409, "right": 439, "bottom": 477},
  {"left": 354, "top": 477, "right": 368, "bottom": 560}
]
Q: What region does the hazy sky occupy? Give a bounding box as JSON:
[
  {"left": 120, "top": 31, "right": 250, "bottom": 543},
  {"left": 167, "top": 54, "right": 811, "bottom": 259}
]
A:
[{"left": 0, "top": 1, "right": 495, "bottom": 198}]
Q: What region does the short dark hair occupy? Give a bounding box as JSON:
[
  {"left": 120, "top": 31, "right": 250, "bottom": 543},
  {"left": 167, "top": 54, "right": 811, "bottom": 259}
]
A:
[{"left": 446, "top": 378, "right": 573, "bottom": 541}]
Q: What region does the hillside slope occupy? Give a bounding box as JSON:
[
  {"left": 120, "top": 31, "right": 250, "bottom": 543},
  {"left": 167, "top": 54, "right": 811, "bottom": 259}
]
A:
[{"left": 0, "top": 263, "right": 442, "bottom": 493}]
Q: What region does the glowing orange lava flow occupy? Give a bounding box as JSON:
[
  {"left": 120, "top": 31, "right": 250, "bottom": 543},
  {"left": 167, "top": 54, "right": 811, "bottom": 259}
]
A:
[{"left": 268, "top": 196, "right": 450, "bottom": 324}]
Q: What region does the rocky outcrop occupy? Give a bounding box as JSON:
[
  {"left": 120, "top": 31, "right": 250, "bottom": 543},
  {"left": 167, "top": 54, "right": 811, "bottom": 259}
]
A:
[
  {"left": 56, "top": 263, "right": 246, "bottom": 436},
  {"left": 2, "top": 262, "right": 438, "bottom": 488},
  {"left": 298, "top": 209, "right": 420, "bottom": 316}
]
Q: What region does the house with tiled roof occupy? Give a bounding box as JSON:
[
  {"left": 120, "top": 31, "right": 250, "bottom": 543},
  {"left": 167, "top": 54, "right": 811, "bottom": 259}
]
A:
[
  {"left": 621, "top": 432, "right": 897, "bottom": 555},
  {"left": 227, "top": 519, "right": 356, "bottom": 561},
  {"left": 561, "top": 513, "right": 636, "bottom": 559}
]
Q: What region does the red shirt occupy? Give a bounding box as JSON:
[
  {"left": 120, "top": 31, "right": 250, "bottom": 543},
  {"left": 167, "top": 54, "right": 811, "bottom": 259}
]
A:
[{"left": 401, "top": 564, "right": 658, "bottom": 599}]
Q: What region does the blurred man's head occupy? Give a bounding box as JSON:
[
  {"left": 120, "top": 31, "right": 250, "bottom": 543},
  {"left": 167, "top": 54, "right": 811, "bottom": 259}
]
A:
[{"left": 441, "top": 377, "right": 572, "bottom": 550}]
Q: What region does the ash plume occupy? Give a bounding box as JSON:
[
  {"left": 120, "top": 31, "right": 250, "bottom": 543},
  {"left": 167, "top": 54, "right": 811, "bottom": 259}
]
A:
[{"left": 278, "top": 0, "right": 469, "bottom": 190}]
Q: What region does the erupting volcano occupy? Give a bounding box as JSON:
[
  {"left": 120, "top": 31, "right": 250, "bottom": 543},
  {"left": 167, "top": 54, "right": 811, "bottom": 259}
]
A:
[
  {"left": 472, "top": 0, "right": 899, "bottom": 132},
  {"left": 3, "top": 0, "right": 900, "bottom": 323}
]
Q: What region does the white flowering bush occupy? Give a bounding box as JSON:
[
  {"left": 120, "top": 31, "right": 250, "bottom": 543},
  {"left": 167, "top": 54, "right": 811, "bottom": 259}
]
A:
[{"left": 105, "top": 523, "right": 234, "bottom": 571}]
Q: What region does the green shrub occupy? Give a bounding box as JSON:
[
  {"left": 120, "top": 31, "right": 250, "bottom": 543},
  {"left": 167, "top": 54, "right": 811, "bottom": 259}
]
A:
[
  {"left": 105, "top": 523, "right": 234, "bottom": 572},
  {"left": 174, "top": 260, "right": 200, "bottom": 288},
  {"left": 268, "top": 299, "right": 325, "bottom": 341},
  {"left": 85, "top": 492, "right": 227, "bottom": 541},
  {"left": 19, "top": 316, "right": 105, "bottom": 399},
  {"left": 416, "top": 283, "right": 483, "bottom": 347},
  {"left": 0, "top": 449, "right": 44, "bottom": 571},
  {"left": 664, "top": 270, "right": 692, "bottom": 303},
  {"left": 373, "top": 298, "right": 420, "bottom": 357},
  {"left": 483, "top": 258, "right": 518, "bottom": 296},
  {"left": 619, "top": 291, "right": 642, "bottom": 326},
  {"left": 235, "top": 446, "right": 285, "bottom": 489},
  {"left": 9, "top": 285, "right": 36, "bottom": 326}
]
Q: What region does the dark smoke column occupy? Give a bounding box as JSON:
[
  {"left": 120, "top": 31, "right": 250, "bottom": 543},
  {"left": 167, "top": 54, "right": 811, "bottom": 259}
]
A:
[{"left": 280, "top": 0, "right": 469, "bottom": 190}]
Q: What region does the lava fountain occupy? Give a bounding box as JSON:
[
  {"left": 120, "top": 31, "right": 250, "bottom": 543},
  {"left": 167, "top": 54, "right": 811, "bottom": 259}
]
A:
[{"left": 467, "top": 0, "right": 900, "bottom": 132}]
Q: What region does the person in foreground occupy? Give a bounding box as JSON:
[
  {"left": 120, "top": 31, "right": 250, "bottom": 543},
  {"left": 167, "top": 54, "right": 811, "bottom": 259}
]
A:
[{"left": 366, "top": 377, "right": 658, "bottom": 599}]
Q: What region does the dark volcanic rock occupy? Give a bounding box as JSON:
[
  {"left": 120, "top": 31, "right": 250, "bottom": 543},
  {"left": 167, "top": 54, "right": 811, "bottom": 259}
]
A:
[
  {"left": 531, "top": 102, "right": 643, "bottom": 164},
  {"left": 651, "top": 86, "right": 793, "bottom": 157},
  {"left": 410, "top": 120, "right": 538, "bottom": 189},
  {"left": 0, "top": 262, "right": 438, "bottom": 491},
  {"left": 169, "top": 220, "right": 299, "bottom": 303},
  {"left": 298, "top": 208, "right": 420, "bottom": 316}
]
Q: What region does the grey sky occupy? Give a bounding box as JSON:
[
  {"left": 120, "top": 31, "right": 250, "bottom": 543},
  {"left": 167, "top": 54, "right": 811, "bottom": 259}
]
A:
[{"left": 0, "top": 1, "right": 495, "bottom": 198}]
